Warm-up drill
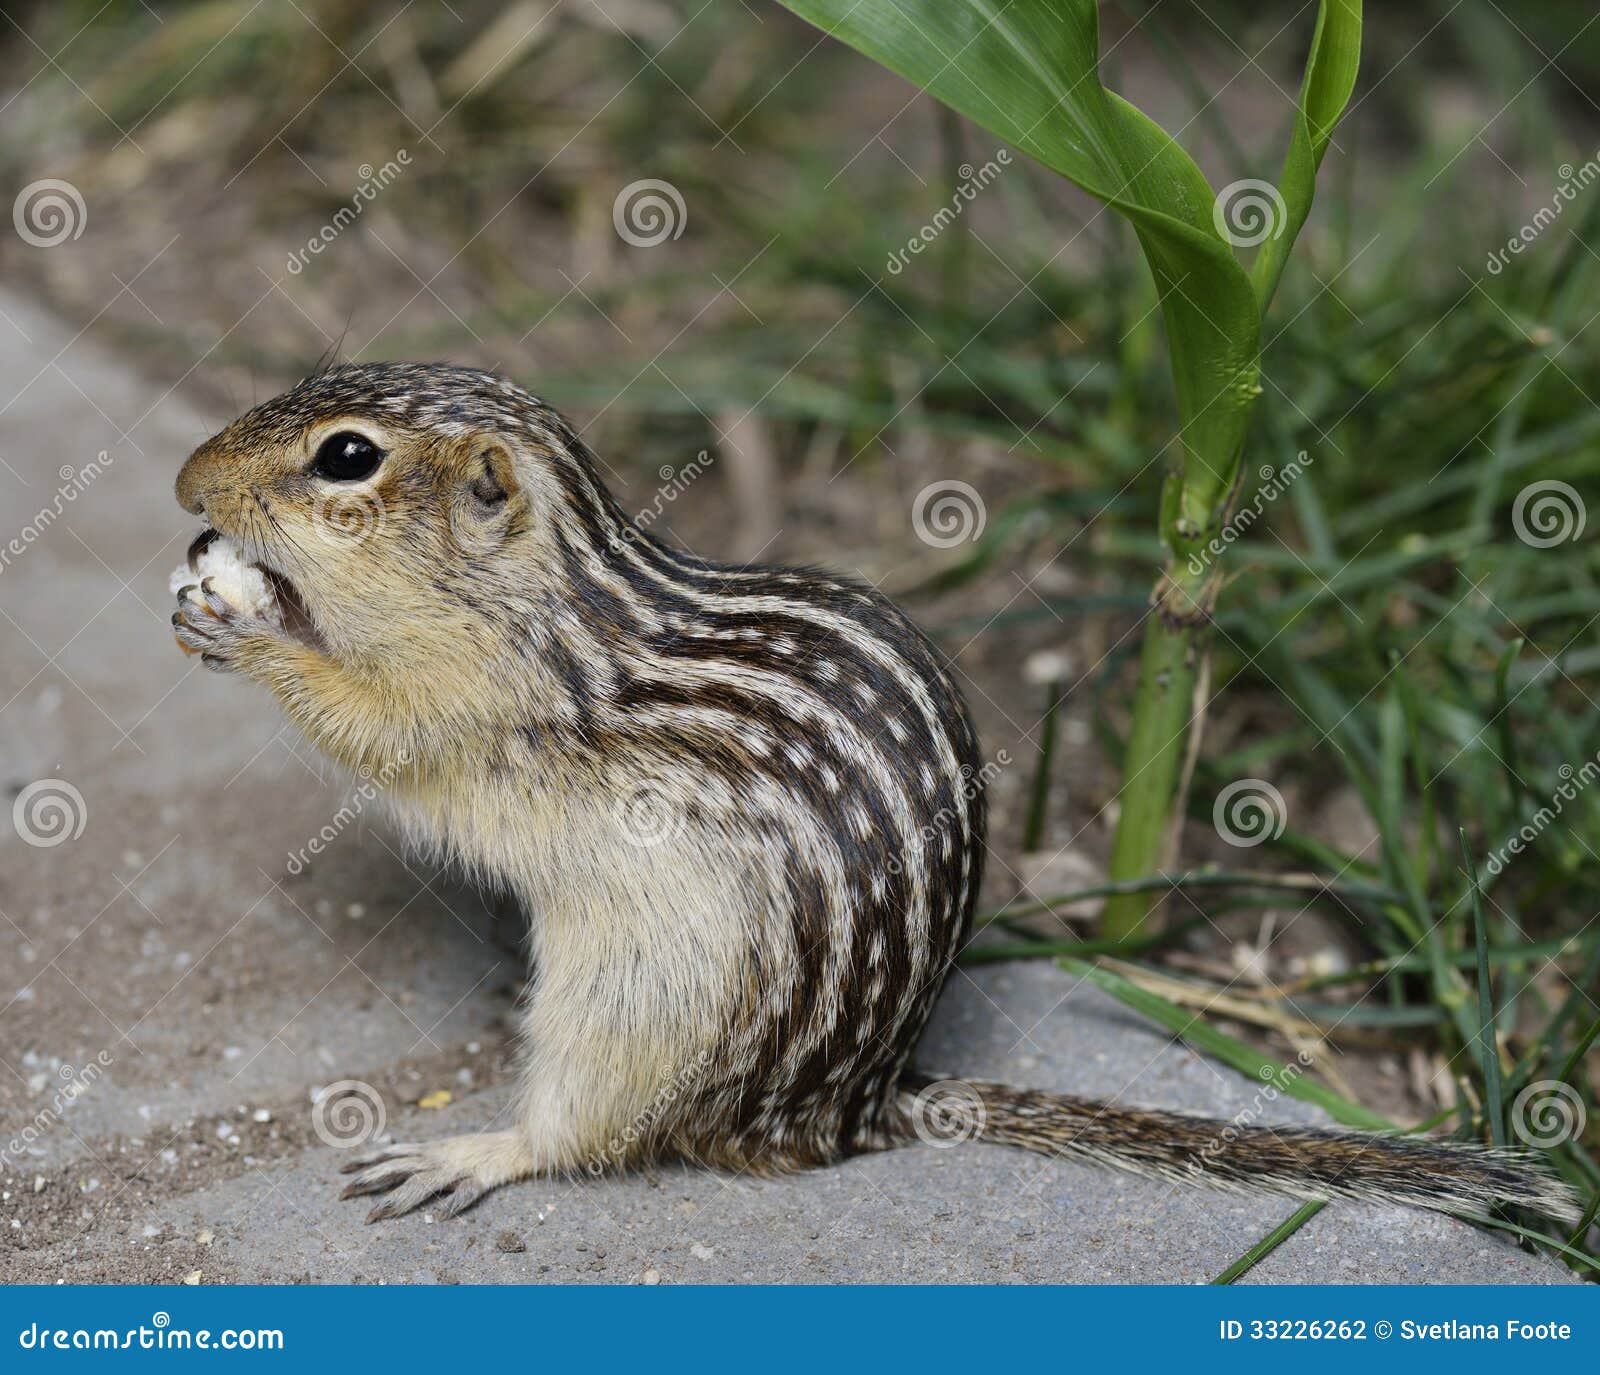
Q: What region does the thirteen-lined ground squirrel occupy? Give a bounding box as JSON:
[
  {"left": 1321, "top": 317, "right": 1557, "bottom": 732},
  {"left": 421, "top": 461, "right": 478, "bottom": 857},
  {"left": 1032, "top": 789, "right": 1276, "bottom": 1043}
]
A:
[{"left": 170, "top": 363, "right": 1575, "bottom": 1225}]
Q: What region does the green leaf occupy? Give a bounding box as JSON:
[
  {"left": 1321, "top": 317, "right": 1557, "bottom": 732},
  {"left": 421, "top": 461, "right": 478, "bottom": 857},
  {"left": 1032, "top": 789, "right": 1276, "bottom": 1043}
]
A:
[
  {"left": 775, "top": 0, "right": 1260, "bottom": 526},
  {"left": 1059, "top": 957, "right": 1394, "bottom": 1130},
  {"left": 1250, "top": 0, "right": 1363, "bottom": 311},
  {"left": 1210, "top": 1200, "right": 1327, "bottom": 1284}
]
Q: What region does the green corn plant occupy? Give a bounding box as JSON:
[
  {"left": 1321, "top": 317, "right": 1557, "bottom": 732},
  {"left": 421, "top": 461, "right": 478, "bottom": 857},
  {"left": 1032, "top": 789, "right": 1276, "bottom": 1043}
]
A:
[{"left": 776, "top": 0, "right": 1362, "bottom": 938}]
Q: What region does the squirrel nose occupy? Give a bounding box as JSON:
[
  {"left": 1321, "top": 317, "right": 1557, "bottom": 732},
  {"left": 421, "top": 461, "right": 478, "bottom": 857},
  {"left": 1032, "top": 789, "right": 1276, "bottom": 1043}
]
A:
[{"left": 175, "top": 447, "right": 213, "bottom": 517}]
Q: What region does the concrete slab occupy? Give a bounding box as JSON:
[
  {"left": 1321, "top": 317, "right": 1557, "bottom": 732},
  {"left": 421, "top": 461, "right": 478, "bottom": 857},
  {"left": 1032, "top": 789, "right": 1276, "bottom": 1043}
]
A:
[{"left": 0, "top": 294, "right": 1572, "bottom": 1284}]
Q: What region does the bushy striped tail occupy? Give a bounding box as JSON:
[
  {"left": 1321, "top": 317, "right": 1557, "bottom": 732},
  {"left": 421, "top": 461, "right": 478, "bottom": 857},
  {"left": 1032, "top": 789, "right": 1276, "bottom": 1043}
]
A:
[{"left": 897, "top": 1074, "right": 1581, "bottom": 1223}]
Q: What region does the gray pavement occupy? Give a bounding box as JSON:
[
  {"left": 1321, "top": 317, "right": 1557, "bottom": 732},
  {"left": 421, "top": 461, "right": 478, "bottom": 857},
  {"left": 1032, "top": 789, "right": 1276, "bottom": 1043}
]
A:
[{"left": 0, "top": 292, "right": 1571, "bottom": 1284}]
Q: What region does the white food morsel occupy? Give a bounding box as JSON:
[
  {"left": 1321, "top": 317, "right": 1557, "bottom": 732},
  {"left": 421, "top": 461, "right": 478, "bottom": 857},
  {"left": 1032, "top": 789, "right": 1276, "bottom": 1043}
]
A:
[{"left": 169, "top": 534, "right": 283, "bottom": 626}]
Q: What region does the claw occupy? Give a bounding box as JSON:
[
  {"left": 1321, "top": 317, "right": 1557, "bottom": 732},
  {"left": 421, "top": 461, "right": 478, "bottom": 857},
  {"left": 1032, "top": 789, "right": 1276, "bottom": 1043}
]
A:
[
  {"left": 333, "top": 1131, "right": 533, "bottom": 1222},
  {"left": 340, "top": 1169, "right": 412, "bottom": 1200},
  {"left": 186, "top": 528, "right": 219, "bottom": 570},
  {"left": 198, "top": 576, "right": 233, "bottom": 618},
  {"left": 341, "top": 1143, "right": 421, "bottom": 1174}
]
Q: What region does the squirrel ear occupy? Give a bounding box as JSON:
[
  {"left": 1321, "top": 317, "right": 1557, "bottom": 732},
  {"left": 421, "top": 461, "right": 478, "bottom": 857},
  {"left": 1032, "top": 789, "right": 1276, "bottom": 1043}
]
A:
[
  {"left": 467, "top": 440, "right": 520, "bottom": 509},
  {"left": 451, "top": 439, "right": 526, "bottom": 551}
]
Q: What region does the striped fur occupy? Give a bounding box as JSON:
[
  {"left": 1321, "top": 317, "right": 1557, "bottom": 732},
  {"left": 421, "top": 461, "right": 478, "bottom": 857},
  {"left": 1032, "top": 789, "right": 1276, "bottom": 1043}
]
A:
[{"left": 174, "top": 363, "right": 1577, "bottom": 1227}]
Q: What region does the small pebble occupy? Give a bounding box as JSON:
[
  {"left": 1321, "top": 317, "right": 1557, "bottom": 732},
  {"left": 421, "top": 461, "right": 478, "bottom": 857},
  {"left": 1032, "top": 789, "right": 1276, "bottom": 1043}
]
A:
[
  {"left": 495, "top": 1230, "right": 526, "bottom": 1254},
  {"left": 641, "top": 1268, "right": 660, "bottom": 1285}
]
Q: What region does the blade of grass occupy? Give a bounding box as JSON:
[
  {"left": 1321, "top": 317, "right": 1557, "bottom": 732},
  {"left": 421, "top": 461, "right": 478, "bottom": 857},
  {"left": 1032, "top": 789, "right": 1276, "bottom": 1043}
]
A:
[
  {"left": 1210, "top": 1199, "right": 1327, "bottom": 1284},
  {"left": 1059, "top": 956, "right": 1393, "bottom": 1130},
  {"left": 1020, "top": 677, "right": 1063, "bottom": 852},
  {"left": 1461, "top": 829, "right": 1507, "bottom": 1149}
]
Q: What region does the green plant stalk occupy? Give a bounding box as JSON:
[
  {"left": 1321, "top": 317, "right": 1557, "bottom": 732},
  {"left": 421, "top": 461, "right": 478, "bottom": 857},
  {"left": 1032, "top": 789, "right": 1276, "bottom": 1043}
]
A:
[
  {"left": 771, "top": 0, "right": 1360, "bottom": 942},
  {"left": 1101, "top": 559, "right": 1215, "bottom": 939},
  {"left": 1103, "top": 1, "right": 1360, "bottom": 937}
]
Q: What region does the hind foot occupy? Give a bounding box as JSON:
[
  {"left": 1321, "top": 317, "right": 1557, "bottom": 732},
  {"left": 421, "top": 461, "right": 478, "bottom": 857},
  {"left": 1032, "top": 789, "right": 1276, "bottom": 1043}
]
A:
[{"left": 340, "top": 1131, "right": 535, "bottom": 1221}]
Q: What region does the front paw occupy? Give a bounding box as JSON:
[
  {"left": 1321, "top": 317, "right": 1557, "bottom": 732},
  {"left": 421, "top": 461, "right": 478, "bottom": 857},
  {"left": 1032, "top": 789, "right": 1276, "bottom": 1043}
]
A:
[
  {"left": 172, "top": 578, "right": 276, "bottom": 674},
  {"left": 339, "top": 1131, "right": 535, "bottom": 1222}
]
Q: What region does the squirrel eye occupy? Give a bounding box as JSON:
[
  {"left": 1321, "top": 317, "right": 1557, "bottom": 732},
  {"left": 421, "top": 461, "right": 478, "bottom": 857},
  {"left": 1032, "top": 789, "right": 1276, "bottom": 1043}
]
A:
[{"left": 310, "top": 431, "right": 384, "bottom": 482}]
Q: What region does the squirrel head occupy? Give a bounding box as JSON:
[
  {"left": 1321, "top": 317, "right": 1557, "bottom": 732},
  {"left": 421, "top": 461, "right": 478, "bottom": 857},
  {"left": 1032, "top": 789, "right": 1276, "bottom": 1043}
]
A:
[{"left": 175, "top": 363, "right": 620, "bottom": 667}]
